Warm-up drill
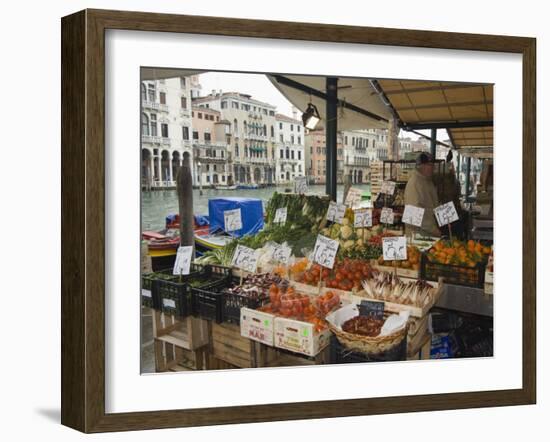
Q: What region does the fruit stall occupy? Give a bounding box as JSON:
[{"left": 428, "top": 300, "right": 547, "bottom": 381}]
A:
[{"left": 142, "top": 191, "right": 493, "bottom": 372}]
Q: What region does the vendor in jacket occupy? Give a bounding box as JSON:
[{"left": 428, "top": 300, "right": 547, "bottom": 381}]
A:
[{"left": 404, "top": 152, "right": 440, "bottom": 237}]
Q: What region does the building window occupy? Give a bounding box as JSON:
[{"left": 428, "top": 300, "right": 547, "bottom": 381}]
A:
[
  {"left": 373, "top": 140, "right": 376, "bottom": 148},
  {"left": 269, "top": 110, "right": 275, "bottom": 116},
  {"left": 291, "top": 150, "right": 295, "bottom": 160},
  {"left": 181, "top": 97, "right": 187, "bottom": 109},
  {"left": 221, "top": 101, "right": 227, "bottom": 109},
  {"left": 298, "top": 136, "right": 301, "bottom": 144},
  {"left": 286, "top": 148, "right": 290, "bottom": 159},
  {"left": 345, "top": 136, "right": 348, "bottom": 145},
  {"left": 193, "top": 131, "right": 199, "bottom": 140},
  {"left": 290, "top": 124, "right": 294, "bottom": 131},
  {"left": 141, "top": 113, "right": 149, "bottom": 136},
  {"left": 352, "top": 137, "right": 355, "bottom": 146},
  {"left": 270, "top": 126, "right": 275, "bottom": 137},
  {"left": 262, "top": 108, "right": 268, "bottom": 115},
  {"left": 161, "top": 123, "right": 168, "bottom": 138},
  {"left": 198, "top": 112, "right": 203, "bottom": 119},
  {"left": 147, "top": 84, "right": 155, "bottom": 102},
  {"left": 263, "top": 125, "right": 267, "bottom": 136},
  {"left": 245, "top": 147, "right": 248, "bottom": 157},
  {"left": 299, "top": 164, "right": 302, "bottom": 172},
  {"left": 150, "top": 114, "right": 157, "bottom": 136},
  {"left": 235, "top": 144, "right": 239, "bottom": 156},
  {"left": 280, "top": 149, "right": 284, "bottom": 159},
  {"left": 159, "top": 92, "right": 166, "bottom": 104},
  {"left": 298, "top": 151, "right": 301, "bottom": 160},
  {"left": 232, "top": 101, "right": 239, "bottom": 109},
  {"left": 233, "top": 119, "right": 238, "bottom": 135},
  {"left": 279, "top": 134, "right": 283, "bottom": 142},
  {"left": 221, "top": 150, "right": 224, "bottom": 158},
  {"left": 366, "top": 139, "right": 369, "bottom": 148},
  {"left": 141, "top": 84, "right": 146, "bottom": 102},
  {"left": 204, "top": 133, "right": 211, "bottom": 143},
  {"left": 182, "top": 126, "right": 189, "bottom": 140},
  {"left": 180, "top": 77, "right": 186, "bottom": 87},
  {"left": 279, "top": 122, "right": 283, "bottom": 130},
  {"left": 317, "top": 146, "right": 321, "bottom": 154},
  {"left": 216, "top": 116, "right": 219, "bottom": 121}
]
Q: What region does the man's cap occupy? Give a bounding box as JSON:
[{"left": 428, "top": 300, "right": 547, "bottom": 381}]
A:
[{"left": 416, "top": 152, "right": 434, "bottom": 166}]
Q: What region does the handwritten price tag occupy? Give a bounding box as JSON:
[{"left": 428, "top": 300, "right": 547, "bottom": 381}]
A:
[
  {"left": 231, "top": 245, "right": 258, "bottom": 273},
  {"left": 273, "top": 207, "right": 288, "bottom": 224},
  {"left": 326, "top": 201, "right": 346, "bottom": 224},
  {"left": 354, "top": 208, "right": 373, "bottom": 228},
  {"left": 434, "top": 201, "right": 459, "bottom": 227},
  {"left": 381, "top": 181, "right": 396, "bottom": 195},
  {"left": 402, "top": 204, "right": 425, "bottom": 227},
  {"left": 294, "top": 176, "right": 308, "bottom": 194},
  {"left": 358, "top": 300, "right": 385, "bottom": 319},
  {"left": 380, "top": 207, "right": 395, "bottom": 225},
  {"left": 312, "top": 235, "right": 339, "bottom": 269},
  {"left": 271, "top": 242, "right": 292, "bottom": 265},
  {"left": 173, "top": 245, "right": 193, "bottom": 276},
  {"left": 224, "top": 208, "right": 243, "bottom": 232},
  {"left": 382, "top": 236, "right": 408, "bottom": 261},
  {"left": 345, "top": 187, "right": 363, "bottom": 207}
]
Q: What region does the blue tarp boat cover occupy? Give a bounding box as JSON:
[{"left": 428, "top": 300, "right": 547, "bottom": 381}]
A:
[
  {"left": 194, "top": 214, "right": 210, "bottom": 226},
  {"left": 208, "top": 197, "right": 264, "bottom": 237}
]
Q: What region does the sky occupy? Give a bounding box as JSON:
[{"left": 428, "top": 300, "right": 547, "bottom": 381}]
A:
[{"left": 195, "top": 72, "right": 449, "bottom": 143}]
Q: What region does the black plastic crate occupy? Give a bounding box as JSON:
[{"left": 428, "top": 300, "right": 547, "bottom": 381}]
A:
[
  {"left": 420, "top": 253, "right": 485, "bottom": 288},
  {"left": 141, "top": 272, "right": 159, "bottom": 309},
  {"left": 329, "top": 335, "right": 407, "bottom": 364},
  {"left": 204, "top": 264, "right": 232, "bottom": 280},
  {"left": 191, "top": 279, "right": 230, "bottom": 323},
  {"left": 222, "top": 290, "right": 270, "bottom": 325},
  {"left": 154, "top": 264, "right": 206, "bottom": 318}
]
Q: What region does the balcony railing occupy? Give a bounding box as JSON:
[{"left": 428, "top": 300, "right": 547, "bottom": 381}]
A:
[
  {"left": 142, "top": 101, "right": 169, "bottom": 112},
  {"left": 161, "top": 137, "right": 171, "bottom": 146},
  {"left": 141, "top": 135, "right": 162, "bottom": 144}
]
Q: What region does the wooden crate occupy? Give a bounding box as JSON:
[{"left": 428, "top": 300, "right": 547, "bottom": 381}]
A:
[
  {"left": 268, "top": 346, "right": 331, "bottom": 367},
  {"left": 152, "top": 310, "right": 209, "bottom": 350},
  {"left": 210, "top": 322, "right": 278, "bottom": 368},
  {"left": 154, "top": 339, "right": 208, "bottom": 372}
]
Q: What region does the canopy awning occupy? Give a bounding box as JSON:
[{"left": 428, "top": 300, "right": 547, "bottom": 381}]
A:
[
  {"left": 267, "top": 74, "right": 393, "bottom": 130},
  {"left": 375, "top": 79, "right": 494, "bottom": 149}
]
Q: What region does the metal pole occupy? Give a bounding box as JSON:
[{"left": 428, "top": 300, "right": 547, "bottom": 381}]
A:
[
  {"left": 430, "top": 128, "right": 437, "bottom": 158},
  {"left": 465, "top": 156, "right": 472, "bottom": 198},
  {"left": 456, "top": 153, "right": 461, "bottom": 194},
  {"left": 198, "top": 163, "right": 203, "bottom": 196},
  {"left": 326, "top": 77, "right": 338, "bottom": 201}
]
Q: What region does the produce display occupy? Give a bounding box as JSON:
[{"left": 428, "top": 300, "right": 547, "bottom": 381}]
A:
[
  {"left": 426, "top": 239, "right": 491, "bottom": 267},
  {"left": 376, "top": 245, "right": 422, "bottom": 270},
  {"left": 258, "top": 285, "right": 339, "bottom": 332},
  {"left": 225, "top": 273, "right": 289, "bottom": 301},
  {"left": 342, "top": 316, "right": 385, "bottom": 337},
  {"left": 265, "top": 192, "right": 330, "bottom": 231},
  {"left": 361, "top": 271, "right": 436, "bottom": 308},
  {"left": 294, "top": 259, "right": 373, "bottom": 291}
]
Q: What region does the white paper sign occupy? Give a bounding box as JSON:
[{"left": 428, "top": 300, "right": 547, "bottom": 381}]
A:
[
  {"left": 382, "top": 236, "right": 408, "bottom": 261},
  {"left": 172, "top": 245, "right": 193, "bottom": 276},
  {"left": 294, "top": 176, "right": 308, "bottom": 194},
  {"left": 231, "top": 244, "right": 258, "bottom": 273},
  {"left": 345, "top": 187, "right": 363, "bottom": 207},
  {"left": 380, "top": 207, "right": 395, "bottom": 225},
  {"left": 434, "top": 201, "right": 459, "bottom": 227},
  {"left": 271, "top": 242, "right": 292, "bottom": 265},
  {"left": 381, "top": 181, "right": 396, "bottom": 195},
  {"left": 354, "top": 208, "right": 373, "bottom": 228},
  {"left": 224, "top": 208, "right": 243, "bottom": 232},
  {"left": 141, "top": 289, "right": 152, "bottom": 298},
  {"left": 402, "top": 204, "right": 425, "bottom": 227},
  {"left": 326, "top": 201, "right": 346, "bottom": 224},
  {"left": 162, "top": 298, "right": 177, "bottom": 309},
  {"left": 273, "top": 207, "right": 288, "bottom": 224},
  {"left": 312, "top": 234, "right": 339, "bottom": 269}
]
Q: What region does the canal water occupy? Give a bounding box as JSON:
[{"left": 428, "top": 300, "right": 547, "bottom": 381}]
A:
[{"left": 141, "top": 184, "right": 371, "bottom": 231}]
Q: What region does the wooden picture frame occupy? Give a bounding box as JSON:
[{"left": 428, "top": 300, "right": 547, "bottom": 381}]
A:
[{"left": 61, "top": 8, "right": 536, "bottom": 433}]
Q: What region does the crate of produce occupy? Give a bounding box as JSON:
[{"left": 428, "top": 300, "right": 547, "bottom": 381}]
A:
[
  {"left": 274, "top": 316, "right": 332, "bottom": 357},
  {"left": 421, "top": 239, "right": 491, "bottom": 288},
  {"left": 152, "top": 310, "right": 209, "bottom": 350},
  {"left": 222, "top": 273, "right": 288, "bottom": 325},
  {"left": 191, "top": 279, "right": 231, "bottom": 323},
  {"left": 155, "top": 264, "right": 205, "bottom": 318},
  {"left": 141, "top": 272, "right": 159, "bottom": 309},
  {"left": 240, "top": 307, "right": 276, "bottom": 346}
]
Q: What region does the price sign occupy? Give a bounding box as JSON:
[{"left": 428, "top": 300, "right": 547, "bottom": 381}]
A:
[
  {"left": 231, "top": 244, "right": 258, "bottom": 273},
  {"left": 381, "top": 181, "right": 396, "bottom": 195},
  {"left": 345, "top": 187, "right": 363, "bottom": 207},
  {"left": 326, "top": 201, "right": 346, "bottom": 224},
  {"left": 294, "top": 176, "right": 308, "bottom": 194},
  {"left": 402, "top": 204, "right": 425, "bottom": 227},
  {"left": 172, "top": 245, "right": 193, "bottom": 276},
  {"left": 434, "top": 201, "right": 459, "bottom": 227},
  {"left": 382, "top": 236, "right": 408, "bottom": 261},
  {"left": 273, "top": 207, "right": 287, "bottom": 224},
  {"left": 271, "top": 242, "right": 292, "bottom": 265},
  {"left": 224, "top": 208, "right": 243, "bottom": 232},
  {"left": 358, "top": 300, "right": 385, "bottom": 319},
  {"left": 354, "top": 208, "right": 373, "bottom": 228},
  {"left": 380, "top": 207, "right": 395, "bottom": 225},
  {"left": 312, "top": 234, "right": 339, "bottom": 269}
]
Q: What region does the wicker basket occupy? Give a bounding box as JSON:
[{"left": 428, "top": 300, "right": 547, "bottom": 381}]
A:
[{"left": 329, "top": 317, "right": 409, "bottom": 354}]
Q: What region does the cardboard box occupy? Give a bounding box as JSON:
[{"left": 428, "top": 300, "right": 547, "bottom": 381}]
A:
[
  {"left": 240, "top": 307, "right": 275, "bottom": 346},
  {"left": 274, "top": 317, "right": 331, "bottom": 357}
]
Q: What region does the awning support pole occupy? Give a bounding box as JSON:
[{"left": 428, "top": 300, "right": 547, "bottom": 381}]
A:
[
  {"left": 430, "top": 128, "right": 437, "bottom": 157},
  {"left": 326, "top": 77, "right": 338, "bottom": 201},
  {"left": 465, "top": 156, "right": 472, "bottom": 198},
  {"left": 456, "top": 153, "right": 461, "bottom": 194}
]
